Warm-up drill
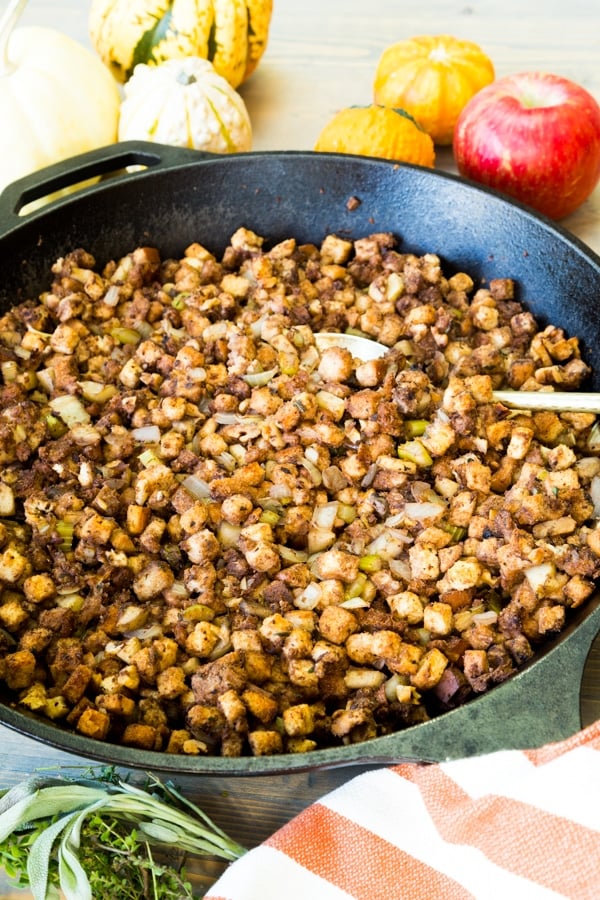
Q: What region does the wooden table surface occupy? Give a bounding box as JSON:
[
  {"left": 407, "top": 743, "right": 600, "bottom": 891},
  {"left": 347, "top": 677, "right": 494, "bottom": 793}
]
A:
[{"left": 2, "top": 1, "right": 600, "bottom": 896}]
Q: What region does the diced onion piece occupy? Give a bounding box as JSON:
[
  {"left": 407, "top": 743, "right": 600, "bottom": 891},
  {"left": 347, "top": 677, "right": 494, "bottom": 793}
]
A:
[
  {"left": 77, "top": 381, "right": 119, "bottom": 403},
  {"left": 345, "top": 573, "right": 367, "bottom": 599},
  {"left": 591, "top": 474, "right": 600, "bottom": 517},
  {"left": 56, "top": 592, "right": 85, "bottom": 611},
  {"left": 213, "top": 412, "right": 240, "bottom": 425},
  {"left": 388, "top": 557, "right": 412, "bottom": 580},
  {"left": 49, "top": 394, "right": 90, "bottom": 427},
  {"left": 295, "top": 582, "right": 322, "bottom": 610},
  {"left": 209, "top": 632, "right": 233, "bottom": 660},
  {"left": 312, "top": 501, "right": 339, "bottom": 530},
  {"left": 524, "top": 561, "right": 554, "bottom": 592},
  {"left": 269, "top": 483, "right": 293, "bottom": 501},
  {"left": 116, "top": 605, "right": 149, "bottom": 631},
  {"left": 472, "top": 610, "right": 498, "bottom": 626},
  {"left": 345, "top": 668, "right": 386, "bottom": 689},
  {"left": 182, "top": 474, "right": 211, "bottom": 499},
  {"left": 1, "top": 360, "right": 17, "bottom": 383},
  {"left": 126, "top": 623, "right": 163, "bottom": 640},
  {"left": 307, "top": 527, "right": 336, "bottom": 554},
  {"left": 337, "top": 503, "right": 356, "bottom": 524},
  {"left": 587, "top": 423, "right": 600, "bottom": 451},
  {"left": 454, "top": 609, "right": 474, "bottom": 631},
  {"left": 241, "top": 367, "right": 278, "bottom": 386},
  {"left": 36, "top": 368, "right": 55, "bottom": 393},
  {"left": 183, "top": 604, "right": 216, "bottom": 623},
  {"left": 278, "top": 545, "right": 309, "bottom": 564},
  {"left": 218, "top": 521, "right": 242, "bottom": 548},
  {"left": 103, "top": 284, "right": 120, "bottom": 306},
  {"left": 0, "top": 483, "right": 15, "bottom": 517},
  {"left": 339, "top": 596, "right": 369, "bottom": 609},
  {"left": 300, "top": 456, "right": 323, "bottom": 486},
  {"left": 132, "top": 424, "right": 161, "bottom": 443},
  {"left": 384, "top": 673, "right": 408, "bottom": 702},
  {"left": 411, "top": 481, "right": 445, "bottom": 504},
  {"left": 315, "top": 390, "right": 346, "bottom": 420},
  {"left": 299, "top": 345, "right": 320, "bottom": 371},
  {"left": 111, "top": 326, "right": 141, "bottom": 344},
  {"left": 403, "top": 502, "right": 446, "bottom": 522},
  {"left": 365, "top": 529, "right": 411, "bottom": 560},
  {"left": 215, "top": 452, "right": 238, "bottom": 472},
  {"left": 322, "top": 465, "right": 349, "bottom": 494}
]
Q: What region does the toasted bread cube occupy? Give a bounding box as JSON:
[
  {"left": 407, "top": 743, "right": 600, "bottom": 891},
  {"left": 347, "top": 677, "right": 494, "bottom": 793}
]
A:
[
  {"left": 4, "top": 649, "right": 36, "bottom": 689},
  {"left": 96, "top": 693, "right": 136, "bottom": 717},
  {"left": 411, "top": 648, "right": 448, "bottom": 690},
  {"left": 287, "top": 657, "right": 319, "bottom": 690},
  {"left": 18, "top": 681, "right": 47, "bottom": 711},
  {"left": 423, "top": 601, "right": 454, "bottom": 636},
  {"left": 0, "top": 547, "right": 29, "bottom": 584},
  {"left": 156, "top": 666, "right": 187, "bottom": 698},
  {"left": 23, "top": 574, "right": 55, "bottom": 604},
  {"left": 217, "top": 689, "right": 247, "bottom": 732},
  {"left": 76, "top": 707, "right": 110, "bottom": 740},
  {"left": 318, "top": 606, "right": 359, "bottom": 645},
  {"left": 248, "top": 729, "right": 283, "bottom": 756},
  {"left": 242, "top": 685, "right": 278, "bottom": 724},
  {"left": 282, "top": 703, "right": 315, "bottom": 737},
  {"left": 387, "top": 591, "right": 424, "bottom": 625},
  {"left": 286, "top": 737, "right": 318, "bottom": 753},
  {"left": 122, "top": 723, "right": 160, "bottom": 750},
  {"left": 62, "top": 664, "right": 94, "bottom": 704}
]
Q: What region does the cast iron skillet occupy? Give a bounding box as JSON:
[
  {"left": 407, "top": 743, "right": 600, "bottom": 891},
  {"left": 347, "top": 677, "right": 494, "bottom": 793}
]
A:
[{"left": 0, "top": 141, "right": 599, "bottom": 775}]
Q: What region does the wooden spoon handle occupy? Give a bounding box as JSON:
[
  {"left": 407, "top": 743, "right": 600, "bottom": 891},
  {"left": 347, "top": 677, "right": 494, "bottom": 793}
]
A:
[{"left": 493, "top": 390, "right": 600, "bottom": 414}]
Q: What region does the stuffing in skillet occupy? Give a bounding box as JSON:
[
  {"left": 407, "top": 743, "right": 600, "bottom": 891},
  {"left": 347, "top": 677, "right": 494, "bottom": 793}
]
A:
[{"left": 0, "top": 228, "right": 598, "bottom": 756}]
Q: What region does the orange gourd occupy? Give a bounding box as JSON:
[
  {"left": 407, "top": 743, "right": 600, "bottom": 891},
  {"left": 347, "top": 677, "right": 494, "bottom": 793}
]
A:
[
  {"left": 314, "top": 104, "right": 435, "bottom": 167},
  {"left": 374, "top": 34, "right": 495, "bottom": 145}
]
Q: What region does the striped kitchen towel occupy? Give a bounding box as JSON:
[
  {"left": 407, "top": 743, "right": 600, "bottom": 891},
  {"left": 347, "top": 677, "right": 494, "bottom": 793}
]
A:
[{"left": 205, "top": 719, "right": 600, "bottom": 900}]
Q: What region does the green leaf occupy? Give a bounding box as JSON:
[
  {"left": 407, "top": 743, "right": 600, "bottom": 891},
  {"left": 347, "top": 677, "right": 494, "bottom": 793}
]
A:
[
  {"left": 132, "top": 7, "right": 175, "bottom": 71},
  {"left": 0, "top": 786, "right": 107, "bottom": 842},
  {"left": 26, "top": 812, "right": 79, "bottom": 900},
  {"left": 60, "top": 798, "right": 109, "bottom": 900},
  {"left": 0, "top": 777, "right": 65, "bottom": 816},
  {"left": 139, "top": 820, "right": 181, "bottom": 843}
]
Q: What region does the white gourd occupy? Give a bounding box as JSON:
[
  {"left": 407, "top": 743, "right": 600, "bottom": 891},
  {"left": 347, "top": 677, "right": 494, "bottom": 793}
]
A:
[
  {"left": 0, "top": 0, "right": 121, "bottom": 196},
  {"left": 118, "top": 57, "right": 252, "bottom": 154}
]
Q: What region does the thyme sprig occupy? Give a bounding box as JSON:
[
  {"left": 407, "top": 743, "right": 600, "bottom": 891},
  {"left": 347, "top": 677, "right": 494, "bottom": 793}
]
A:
[{"left": 0, "top": 766, "right": 245, "bottom": 899}]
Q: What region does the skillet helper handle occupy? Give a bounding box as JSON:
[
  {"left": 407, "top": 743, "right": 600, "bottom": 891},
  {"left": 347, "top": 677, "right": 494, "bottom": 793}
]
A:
[{"left": 0, "top": 141, "right": 214, "bottom": 234}]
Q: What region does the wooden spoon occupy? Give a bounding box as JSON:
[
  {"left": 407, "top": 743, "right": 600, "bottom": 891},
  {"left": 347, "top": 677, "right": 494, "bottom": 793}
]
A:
[{"left": 314, "top": 332, "right": 600, "bottom": 414}]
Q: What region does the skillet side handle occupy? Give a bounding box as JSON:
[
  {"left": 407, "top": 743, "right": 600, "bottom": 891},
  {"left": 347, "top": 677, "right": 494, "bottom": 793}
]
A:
[{"left": 0, "top": 141, "right": 215, "bottom": 235}]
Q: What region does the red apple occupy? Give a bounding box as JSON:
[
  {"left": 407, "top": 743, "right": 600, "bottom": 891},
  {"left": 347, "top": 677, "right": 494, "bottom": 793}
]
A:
[{"left": 453, "top": 71, "right": 600, "bottom": 220}]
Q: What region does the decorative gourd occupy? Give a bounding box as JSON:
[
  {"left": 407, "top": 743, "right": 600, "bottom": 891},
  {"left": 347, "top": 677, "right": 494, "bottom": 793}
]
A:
[
  {"left": 118, "top": 57, "right": 252, "bottom": 153},
  {"left": 314, "top": 105, "right": 435, "bottom": 168},
  {"left": 89, "top": 0, "right": 273, "bottom": 89},
  {"left": 0, "top": 0, "right": 121, "bottom": 196},
  {"left": 374, "top": 34, "right": 495, "bottom": 145}
]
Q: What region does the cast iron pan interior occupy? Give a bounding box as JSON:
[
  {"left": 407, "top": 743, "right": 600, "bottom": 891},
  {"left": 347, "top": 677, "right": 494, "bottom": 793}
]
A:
[{"left": 0, "top": 142, "right": 599, "bottom": 775}]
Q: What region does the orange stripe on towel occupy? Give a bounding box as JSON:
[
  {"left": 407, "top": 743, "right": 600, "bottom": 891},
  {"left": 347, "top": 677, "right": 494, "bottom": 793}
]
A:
[
  {"left": 266, "top": 802, "right": 475, "bottom": 900},
  {"left": 392, "top": 763, "right": 600, "bottom": 899},
  {"left": 525, "top": 719, "right": 600, "bottom": 766}
]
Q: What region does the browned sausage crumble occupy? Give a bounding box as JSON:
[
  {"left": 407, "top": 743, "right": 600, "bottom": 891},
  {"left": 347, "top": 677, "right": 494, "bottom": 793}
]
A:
[{"left": 0, "top": 228, "right": 598, "bottom": 757}]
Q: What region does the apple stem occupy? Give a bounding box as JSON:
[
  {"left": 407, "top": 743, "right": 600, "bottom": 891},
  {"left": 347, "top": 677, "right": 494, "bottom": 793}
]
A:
[{"left": 0, "top": 0, "right": 27, "bottom": 78}]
